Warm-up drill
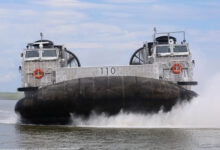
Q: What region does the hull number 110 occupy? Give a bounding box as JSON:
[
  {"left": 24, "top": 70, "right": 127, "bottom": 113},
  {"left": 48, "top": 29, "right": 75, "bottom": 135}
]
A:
[{"left": 100, "top": 67, "right": 116, "bottom": 75}]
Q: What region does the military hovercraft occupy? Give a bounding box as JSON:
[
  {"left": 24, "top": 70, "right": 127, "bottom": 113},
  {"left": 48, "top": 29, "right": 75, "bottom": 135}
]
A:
[{"left": 15, "top": 29, "right": 197, "bottom": 124}]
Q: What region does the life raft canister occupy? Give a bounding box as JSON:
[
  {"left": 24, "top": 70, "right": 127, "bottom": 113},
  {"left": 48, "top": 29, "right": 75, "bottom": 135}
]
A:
[
  {"left": 171, "top": 64, "right": 182, "bottom": 74},
  {"left": 33, "top": 68, "right": 44, "bottom": 79}
]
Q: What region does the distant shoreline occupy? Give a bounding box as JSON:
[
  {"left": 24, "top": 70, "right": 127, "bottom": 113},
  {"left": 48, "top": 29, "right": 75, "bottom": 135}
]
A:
[{"left": 0, "top": 92, "right": 24, "bottom": 100}]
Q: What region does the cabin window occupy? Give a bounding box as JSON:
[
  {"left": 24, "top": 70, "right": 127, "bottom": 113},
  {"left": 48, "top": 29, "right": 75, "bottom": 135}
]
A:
[
  {"left": 42, "top": 50, "right": 57, "bottom": 57},
  {"left": 174, "top": 46, "right": 187, "bottom": 52},
  {"left": 43, "top": 44, "right": 53, "bottom": 48},
  {"left": 33, "top": 45, "right": 39, "bottom": 49},
  {"left": 25, "top": 50, "right": 39, "bottom": 58},
  {"left": 156, "top": 46, "right": 170, "bottom": 53}
]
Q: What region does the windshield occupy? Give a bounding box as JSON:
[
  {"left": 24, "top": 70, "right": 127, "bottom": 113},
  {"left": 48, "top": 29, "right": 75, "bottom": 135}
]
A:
[
  {"left": 25, "top": 50, "right": 39, "bottom": 58},
  {"left": 174, "top": 45, "right": 187, "bottom": 52},
  {"left": 42, "top": 50, "right": 57, "bottom": 57},
  {"left": 156, "top": 46, "right": 170, "bottom": 53}
]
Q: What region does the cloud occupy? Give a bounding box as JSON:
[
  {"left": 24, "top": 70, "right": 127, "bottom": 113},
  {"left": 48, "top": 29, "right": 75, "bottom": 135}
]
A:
[
  {"left": 188, "top": 29, "right": 220, "bottom": 44},
  {"left": 0, "top": 7, "right": 86, "bottom": 25},
  {"left": 200, "top": 1, "right": 220, "bottom": 7},
  {"left": 0, "top": 72, "right": 18, "bottom": 83},
  {"left": 0, "top": 8, "right": 9, "bottom": 16},
  {"left": 35, "top": 23, "right": 125, "bottom": 39},
  {"left": 80, "top": 23, "right": 123, "bottom": 34},
  {"left": 43, "top": 10, "right": 87, "bottom": 25},
  {"left": 17, "top": 9, "right": 38, "bottom": 16},
  {"left": 138, "top": 4, "right": 220, "bottom": 21},
  {"left": 0, "top": 8, "right": 39, "bottom": 19},
  {"left": 104, "top": 0, "right": 157, "bottom": 3},
  {"left": 33, "top": 0, "right": 117, "bottom": 9},
  {"left": 67, "top": 41, "right": 140, "bottom": 50},
  {"left": 66, "top": 42, "right": 103, "bottom": 49},
  {"left": 46, "top": 10, "right": 86, "bottom": 19},
  {"left": 102, "top": 12, "right": 133, "bottom": 18}
]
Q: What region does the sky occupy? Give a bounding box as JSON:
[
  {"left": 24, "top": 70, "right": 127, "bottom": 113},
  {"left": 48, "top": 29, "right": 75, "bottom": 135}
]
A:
[{"left": 0, "top": 0, "right": 220, "bottom": 92}]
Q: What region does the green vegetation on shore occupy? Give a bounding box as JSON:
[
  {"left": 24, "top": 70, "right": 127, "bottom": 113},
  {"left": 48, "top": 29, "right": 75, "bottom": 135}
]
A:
[{"left": 0, "top": 92, "right": 24, "bottom": 100}]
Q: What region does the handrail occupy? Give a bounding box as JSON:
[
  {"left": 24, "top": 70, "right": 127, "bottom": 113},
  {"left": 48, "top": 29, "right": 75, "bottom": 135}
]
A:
[{"left": 153, "top": 28, "right": 186, "bottom": 43}]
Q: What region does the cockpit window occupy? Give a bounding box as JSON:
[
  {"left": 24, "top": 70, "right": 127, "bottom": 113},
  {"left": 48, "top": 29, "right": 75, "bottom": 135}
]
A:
[
  {"left": 174, "top": 46, "right": 187, "bottom": 52},
  {"left": 156, "top": 46, "right": 170, "bottom": 53},
  {"left": 42, "top": 50, "right": 57, "bottom": 57},
  {"left": 25, "top": 50, "right": 39, "bottom": 58}
]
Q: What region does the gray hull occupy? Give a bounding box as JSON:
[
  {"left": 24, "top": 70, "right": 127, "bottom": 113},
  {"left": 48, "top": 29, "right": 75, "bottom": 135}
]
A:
[{"left": 15, "top": 76, "right": 197, "bottom": 124}]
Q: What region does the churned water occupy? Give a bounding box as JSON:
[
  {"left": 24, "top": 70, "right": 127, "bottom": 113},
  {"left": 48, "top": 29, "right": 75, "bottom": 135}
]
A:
[{"left": 1, "top": 73, "right": 220, "bottom": 149}]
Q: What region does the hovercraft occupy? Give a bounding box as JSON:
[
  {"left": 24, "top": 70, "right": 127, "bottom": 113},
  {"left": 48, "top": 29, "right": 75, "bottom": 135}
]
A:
[{"left": 15, "top": 29, "right": 197, "bottom": 124}]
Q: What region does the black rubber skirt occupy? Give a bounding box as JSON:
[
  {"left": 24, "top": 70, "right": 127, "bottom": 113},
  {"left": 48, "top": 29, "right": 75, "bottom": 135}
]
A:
[{"left": 15, "top": 76, "right": 197, "bottom": 124}]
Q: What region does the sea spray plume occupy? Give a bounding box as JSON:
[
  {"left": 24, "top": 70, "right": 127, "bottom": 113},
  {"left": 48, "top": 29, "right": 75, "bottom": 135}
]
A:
[
  {"left": 69, "top": 73, "right": 220, "bottom": 128},
  {"left": 176, "top": 72, "right": 220, "bottom": 128},
  {"left": 0, "top": 110, "right": 17, "bottom": 124}
]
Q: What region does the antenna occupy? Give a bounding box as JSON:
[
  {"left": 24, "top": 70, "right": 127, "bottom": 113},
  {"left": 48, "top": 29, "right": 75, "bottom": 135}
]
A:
[
  {"left": 153, "top": 27, "right": 157, "bottom": 34},
  {"left": 40, "top": 32, "right": 43, "bottom": 41},
  {"left": 153, "top": 27, "right": 157, "bottom": 43}
]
